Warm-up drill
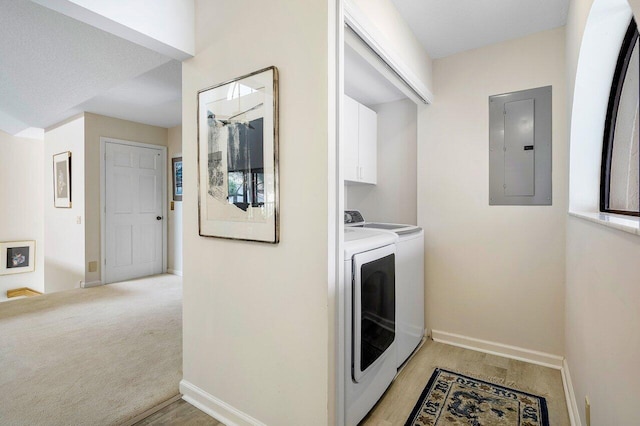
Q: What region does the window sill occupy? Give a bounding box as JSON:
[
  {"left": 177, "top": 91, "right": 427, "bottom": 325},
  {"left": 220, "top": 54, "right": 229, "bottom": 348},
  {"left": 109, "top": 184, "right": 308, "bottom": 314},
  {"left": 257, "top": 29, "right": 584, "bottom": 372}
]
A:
[{"left": 569, "top": 211, "right": 640, "bottom": 236}]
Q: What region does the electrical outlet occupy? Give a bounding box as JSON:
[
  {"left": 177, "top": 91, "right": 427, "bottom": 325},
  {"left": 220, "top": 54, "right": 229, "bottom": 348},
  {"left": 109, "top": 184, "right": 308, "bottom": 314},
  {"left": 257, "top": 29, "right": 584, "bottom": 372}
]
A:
[
  {"left": 88, "top": 261, "right": 97, "bottom": 273},
  {"left": 585, "top": 396, "right": 591, "bottom": 426},
  {"left": 76, "top": 216, "right": 82, "bottom": 224}
]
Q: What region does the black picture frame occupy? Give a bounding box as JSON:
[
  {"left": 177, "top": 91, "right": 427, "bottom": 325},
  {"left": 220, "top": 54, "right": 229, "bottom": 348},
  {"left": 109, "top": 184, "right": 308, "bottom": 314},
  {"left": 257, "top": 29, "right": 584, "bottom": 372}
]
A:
[{"left": 53, "top": 151, "right": 72, "bottom": 208}]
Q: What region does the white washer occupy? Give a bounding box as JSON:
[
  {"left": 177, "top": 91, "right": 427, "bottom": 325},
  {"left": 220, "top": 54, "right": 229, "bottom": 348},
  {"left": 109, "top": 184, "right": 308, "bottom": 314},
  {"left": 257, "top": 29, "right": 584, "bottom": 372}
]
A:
[
  {"left": 345, "top": 211, "right": 425, "bottom": 368},
  {"left": 339, "top": 228, "right": 398, "bottom": 426}
]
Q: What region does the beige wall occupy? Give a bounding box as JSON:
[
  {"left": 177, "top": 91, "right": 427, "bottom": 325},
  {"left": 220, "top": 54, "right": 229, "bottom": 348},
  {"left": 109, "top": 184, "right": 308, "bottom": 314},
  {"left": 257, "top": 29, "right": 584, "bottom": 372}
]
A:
[
  {"left": 83, "top": 113, "right": 168, "bottom": 284},
  {"left": 0, "top": 131, "right": 44, "bottom": 299},
  {"left": 565, "top": 0, "right": 640, "bottom": 424},
  {"left": 44, "top": 116, "right": 86, "bottom": 293},
  {"left": 167, "top": 125, "right": 182, "bottom": 275},
  {"left": 565, "top": 217, "right": 640, "bottom": 424},
  {"left": 418, "top": 27, "right": 567, "bottom": 355},
  {"left": 346, "top": 98, "right": 417, "bottom": 224},
  {"left": 181, "top": 0, "right": 331, "bottom": 424}
]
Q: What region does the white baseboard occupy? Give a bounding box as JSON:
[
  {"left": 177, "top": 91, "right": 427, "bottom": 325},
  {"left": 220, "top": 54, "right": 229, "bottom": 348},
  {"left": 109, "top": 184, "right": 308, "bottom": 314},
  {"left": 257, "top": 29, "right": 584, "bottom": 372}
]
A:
[
  {"left": 167, "top": 269, "right": 183, "bottom": 276},
  {"left": 431, "top": 330, "right": 564, "bottom": 369},
  {"left": 561, "top": 359, "right": 582, "bottom": 426},
  {"left": 180, "top": 380, "right": 265, "bottom": 426},
  {"left": 81, "top": 280, "right": 103, "bottom": 288}
]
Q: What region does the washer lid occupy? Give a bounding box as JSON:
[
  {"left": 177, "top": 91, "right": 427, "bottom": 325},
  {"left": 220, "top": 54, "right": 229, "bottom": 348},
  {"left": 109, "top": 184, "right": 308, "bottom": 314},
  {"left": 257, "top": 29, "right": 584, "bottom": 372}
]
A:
[
  {"left": 361, "top": 222, "right": 423, "bottom": 236},
  {"left": 344, "top": 210, "right": 422, "bottom": 235},
  {"left": 344, "top": 228, "right": 397, "bottom": 260}
]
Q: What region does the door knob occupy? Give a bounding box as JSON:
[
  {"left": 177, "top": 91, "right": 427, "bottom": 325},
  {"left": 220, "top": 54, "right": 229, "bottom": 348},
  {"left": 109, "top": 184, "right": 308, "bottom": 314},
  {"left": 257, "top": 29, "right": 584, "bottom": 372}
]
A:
[{"left": 156, "top": 216, "right": 162, "bottom": 220}]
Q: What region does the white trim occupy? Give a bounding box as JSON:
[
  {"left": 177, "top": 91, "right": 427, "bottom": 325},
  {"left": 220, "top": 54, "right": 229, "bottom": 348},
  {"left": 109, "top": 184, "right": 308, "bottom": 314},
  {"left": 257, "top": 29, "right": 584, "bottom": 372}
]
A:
[
  {"left": 100, "top": 137, "right": 168, "bottom": 284},
  {"left": 179, "top": 380, "right": 266, "bottom": 426},
  {"left": 431, "top": 330, "right": 564, "bottom": 369},
  {"left": 343, "top": 0, "right": 433, "bottom": 104},
  {"left": 561, "top": 358, "right": 582, "bottom": 426},
  {"left": 344, "top": 28, "right": 425, "bottom": 106},
  {"left": 81, "top": 280, "right": 103, "bottom": 288},
  {"left": 167, "top": 269, "right": 183, "bottom": 277},
  {"left": 335, "top": 2, "right": 346, "bottom": 424},
  {"left": 569, "top": 211, "right": 640, "bottom": 237}
]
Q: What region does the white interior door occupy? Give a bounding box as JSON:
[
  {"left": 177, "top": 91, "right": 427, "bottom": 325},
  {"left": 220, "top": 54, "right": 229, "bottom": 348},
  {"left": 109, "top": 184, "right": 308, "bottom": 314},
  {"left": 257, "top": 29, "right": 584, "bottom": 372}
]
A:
[{"left": 104, "top": 142, "right": 164, "bottom": 283}]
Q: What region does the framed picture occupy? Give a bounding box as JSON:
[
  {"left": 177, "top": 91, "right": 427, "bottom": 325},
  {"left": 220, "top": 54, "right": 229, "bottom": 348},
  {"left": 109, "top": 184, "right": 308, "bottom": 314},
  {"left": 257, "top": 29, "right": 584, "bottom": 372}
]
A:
[
  {"left": 53, "top": 151, "right": 72, "bottom": 208},
  {"left": 197, "top": 66, "right": 279, "bottom": 243},
  {"left": 172, "top": 157, "right": 183, "bottom": 201},
  {"left": 0, "top": 241, "right": 35, "bottom": 275}
]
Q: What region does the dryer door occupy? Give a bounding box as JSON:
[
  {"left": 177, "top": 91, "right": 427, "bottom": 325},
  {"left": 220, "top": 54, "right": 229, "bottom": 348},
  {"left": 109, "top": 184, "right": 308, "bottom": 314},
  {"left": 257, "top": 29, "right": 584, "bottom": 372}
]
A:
[{"left": 352, "top": 244, "right": 396, "bottom": 383}]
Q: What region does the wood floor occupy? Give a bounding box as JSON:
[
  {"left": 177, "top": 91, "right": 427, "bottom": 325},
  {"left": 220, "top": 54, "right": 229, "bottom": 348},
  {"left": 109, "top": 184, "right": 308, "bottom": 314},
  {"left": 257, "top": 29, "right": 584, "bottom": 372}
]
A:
[
  {"left": 135, "top": 399, "right": 223, "bottom": 425},
  {"left": 139, "top": 339, "right": 570, "bottom": 425},
  {"left": 361, "top": 339, "right": 570, "bottom": 425}
]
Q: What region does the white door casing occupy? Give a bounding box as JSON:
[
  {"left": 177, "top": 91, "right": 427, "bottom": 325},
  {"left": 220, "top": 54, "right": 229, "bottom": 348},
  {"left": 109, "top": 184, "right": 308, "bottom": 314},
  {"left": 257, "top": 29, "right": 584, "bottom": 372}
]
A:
[{"left": 102, "top": 139, "right": 166, "bottom": 284}]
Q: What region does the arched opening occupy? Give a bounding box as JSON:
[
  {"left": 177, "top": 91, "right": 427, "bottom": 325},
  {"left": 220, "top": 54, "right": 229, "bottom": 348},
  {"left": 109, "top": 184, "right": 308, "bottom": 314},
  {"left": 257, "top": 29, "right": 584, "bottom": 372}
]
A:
[{"left": 569, "top": 0, "right": 633, "bottom": 212}]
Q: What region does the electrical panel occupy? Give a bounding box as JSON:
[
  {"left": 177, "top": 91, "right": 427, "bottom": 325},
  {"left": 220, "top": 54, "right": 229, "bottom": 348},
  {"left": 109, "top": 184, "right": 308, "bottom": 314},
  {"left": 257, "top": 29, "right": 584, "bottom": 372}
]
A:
[{"left": 489, "top": 86, "right": 552, "bottom": 205}]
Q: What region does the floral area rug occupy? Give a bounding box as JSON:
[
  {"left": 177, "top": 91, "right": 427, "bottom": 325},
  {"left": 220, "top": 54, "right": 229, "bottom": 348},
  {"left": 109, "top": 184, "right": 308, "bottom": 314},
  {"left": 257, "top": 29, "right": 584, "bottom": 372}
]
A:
[{"left": 405, "top": 368, "right": 549, "bottom": 426}]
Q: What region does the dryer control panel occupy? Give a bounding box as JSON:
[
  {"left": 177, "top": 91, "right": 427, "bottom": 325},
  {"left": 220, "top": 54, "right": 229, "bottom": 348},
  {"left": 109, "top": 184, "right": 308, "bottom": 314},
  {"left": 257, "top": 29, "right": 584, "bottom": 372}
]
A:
[{"left": 344, "top": 210, "right": 364, "bottom": 225}]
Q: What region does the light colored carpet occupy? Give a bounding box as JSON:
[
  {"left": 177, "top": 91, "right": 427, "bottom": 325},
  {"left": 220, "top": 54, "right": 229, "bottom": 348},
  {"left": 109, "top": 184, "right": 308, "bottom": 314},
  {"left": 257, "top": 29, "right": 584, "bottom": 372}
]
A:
[{"left": 0, "top": 274, "right": 182, "bottom": 426}]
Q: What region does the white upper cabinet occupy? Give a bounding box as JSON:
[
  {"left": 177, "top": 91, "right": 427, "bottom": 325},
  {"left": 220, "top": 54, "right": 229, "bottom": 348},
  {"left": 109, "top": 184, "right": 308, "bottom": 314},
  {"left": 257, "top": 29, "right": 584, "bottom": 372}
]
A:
[
  {"left": 358, "top": 103, "right": 377, "bottom": 184},
  {"left": 344, "top": 95, "right": 360, "bottom": 182},
  {"left": 344, "top": 95, "right": 377, "bottom": 184}
]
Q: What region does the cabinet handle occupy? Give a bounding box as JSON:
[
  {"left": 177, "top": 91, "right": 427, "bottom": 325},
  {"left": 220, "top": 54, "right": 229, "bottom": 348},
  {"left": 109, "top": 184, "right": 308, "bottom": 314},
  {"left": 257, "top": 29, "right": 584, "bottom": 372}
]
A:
[{"left": 359, "top": 166, "right": 363, "bottom": 180}]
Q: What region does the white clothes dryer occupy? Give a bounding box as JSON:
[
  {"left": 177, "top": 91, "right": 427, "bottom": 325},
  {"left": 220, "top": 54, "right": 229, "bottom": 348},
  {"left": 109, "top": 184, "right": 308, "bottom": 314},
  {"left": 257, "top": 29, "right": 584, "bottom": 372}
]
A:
[{"left": 339, "top": 228, "right": 398, "bottom": 426}]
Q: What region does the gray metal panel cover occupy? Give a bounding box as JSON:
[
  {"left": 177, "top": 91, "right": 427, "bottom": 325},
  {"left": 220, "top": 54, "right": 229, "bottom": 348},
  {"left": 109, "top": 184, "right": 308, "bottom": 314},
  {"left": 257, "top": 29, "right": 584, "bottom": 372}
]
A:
[
  {"left": 504, "top": 99, "right": 535, "bottom": 196},
  {"left": 489, "top": 86, "right": 552, "bottom": 205}
]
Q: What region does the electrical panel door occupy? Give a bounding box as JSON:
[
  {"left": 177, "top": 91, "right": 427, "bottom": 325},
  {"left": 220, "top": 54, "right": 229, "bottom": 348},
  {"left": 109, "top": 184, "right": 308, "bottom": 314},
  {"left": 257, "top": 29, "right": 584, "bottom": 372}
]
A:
[{"left": 489, "top": 86, "right": 552, "bottom": 205}]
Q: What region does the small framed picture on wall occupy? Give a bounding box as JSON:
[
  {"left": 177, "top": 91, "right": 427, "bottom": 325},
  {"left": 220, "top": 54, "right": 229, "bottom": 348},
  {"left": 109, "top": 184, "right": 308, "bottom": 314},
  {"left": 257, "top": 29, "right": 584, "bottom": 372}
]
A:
[
  {"left": 172, "top": 157, "right": 183, "bottom": 201},
  {"left": 0, "top": 241, "right": 35, "bottom": 275},
  {"left": 53, "top": 151, "right": 72, "bottom": 208}
]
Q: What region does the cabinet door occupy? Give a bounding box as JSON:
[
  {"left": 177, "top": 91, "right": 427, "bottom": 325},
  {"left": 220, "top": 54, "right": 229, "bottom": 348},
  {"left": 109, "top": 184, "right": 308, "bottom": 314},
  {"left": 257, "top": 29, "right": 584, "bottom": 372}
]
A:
[
  {"left": 358, "top": 104, "right": 377, "bottom": 184},
  {"left": 343, "top": 95, "right": 359, "bottom": 182}
]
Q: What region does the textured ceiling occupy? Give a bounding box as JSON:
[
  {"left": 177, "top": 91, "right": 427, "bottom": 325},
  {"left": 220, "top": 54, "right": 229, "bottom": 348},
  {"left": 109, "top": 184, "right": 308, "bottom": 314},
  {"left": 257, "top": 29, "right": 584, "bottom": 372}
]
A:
[
  {"left": 0, "top": 0, "right": 178, "bottom": 134},
  {"left": 390, "top": 0, "right": 570, "bottom": 59},
  {"left": 70, "top": 60, "right": 182, "bottom": 129}
]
